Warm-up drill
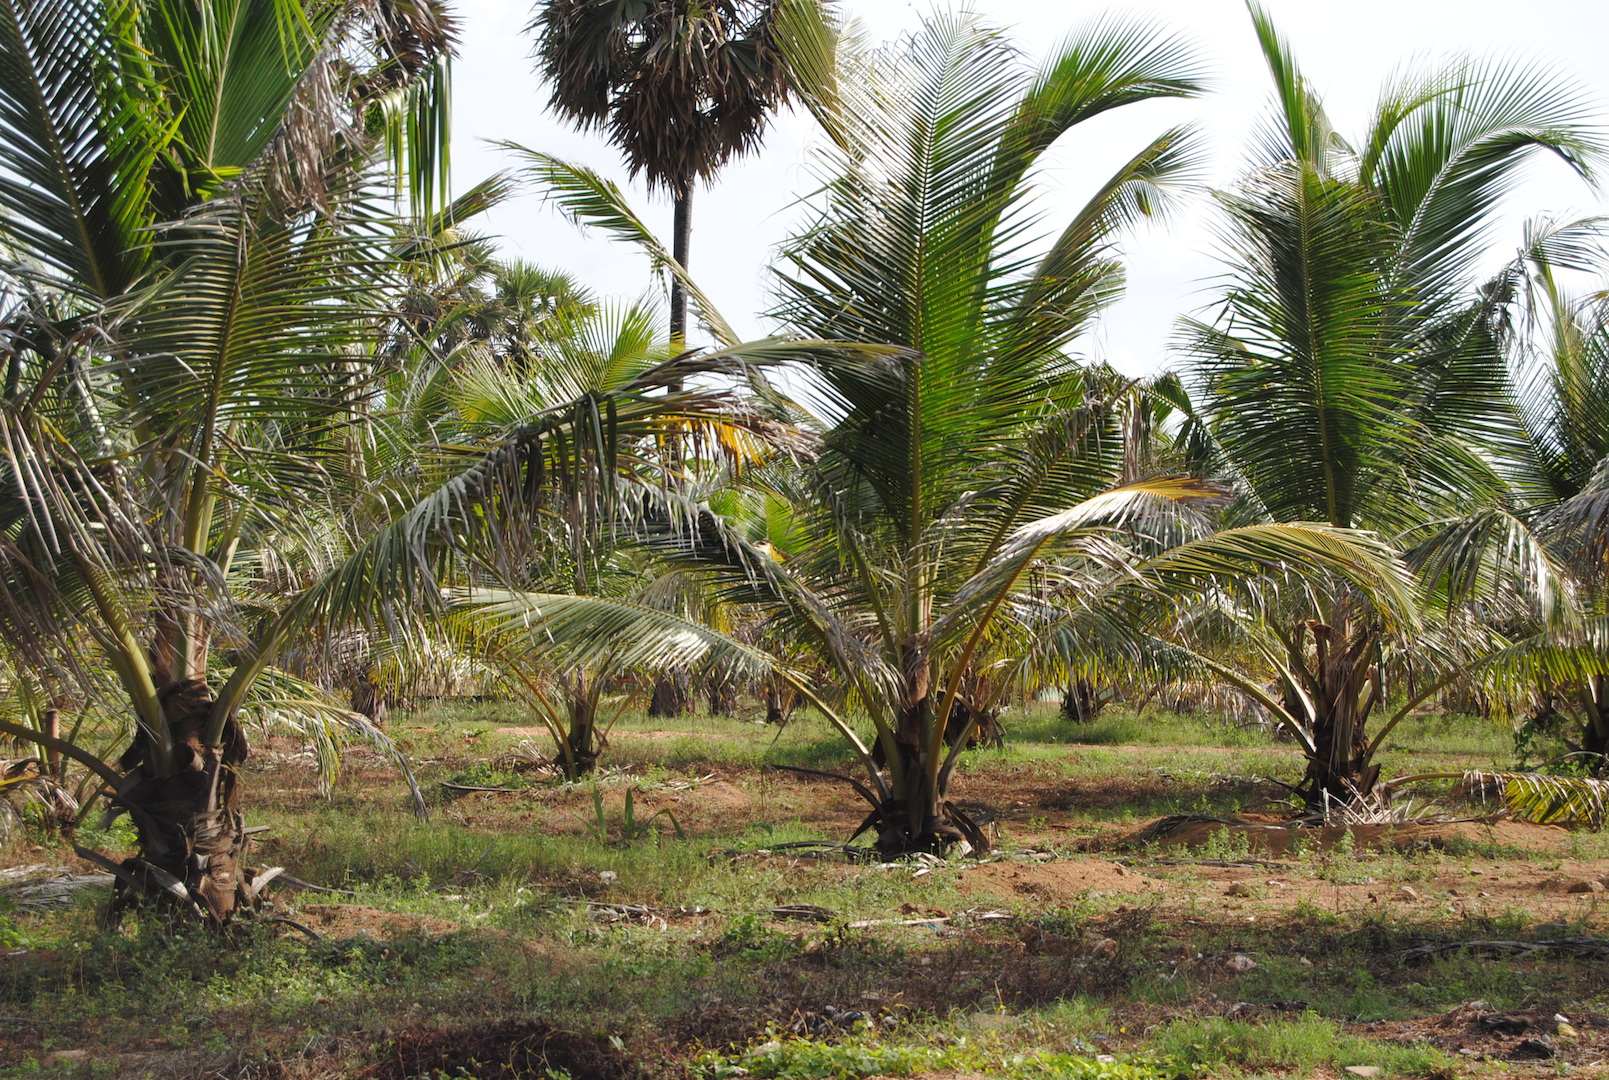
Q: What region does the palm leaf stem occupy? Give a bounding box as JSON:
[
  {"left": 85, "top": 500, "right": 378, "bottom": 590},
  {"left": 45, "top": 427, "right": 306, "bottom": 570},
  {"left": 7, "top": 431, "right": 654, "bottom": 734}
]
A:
[
  {"left": 1181, "top": 645, "right": 1314, "bottom": 755},
  {"left": 0, "top": 715, "right": 123, "bottom": 788},
  {"left": 504, "top": 664, "right": 575, "bottom": 776},
  {"left": 71, "top": 549, "right": 168, "bottom": 768}
]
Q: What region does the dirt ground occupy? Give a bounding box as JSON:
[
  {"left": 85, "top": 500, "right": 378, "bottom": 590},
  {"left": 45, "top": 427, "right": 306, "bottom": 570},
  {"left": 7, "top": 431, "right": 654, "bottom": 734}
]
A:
[{"left": 11, "top": 722, "right": 1609, "bottom": 1078}]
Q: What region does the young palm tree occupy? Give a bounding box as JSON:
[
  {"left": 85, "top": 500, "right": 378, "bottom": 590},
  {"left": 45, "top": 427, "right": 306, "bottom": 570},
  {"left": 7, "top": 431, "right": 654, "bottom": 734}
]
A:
[
  {"left": 0, "top": 0, "right": 795, "bottom": 923},
  {"left": 514, "top": 10, "right": 1418, "bottom": 856},
  {"left": 1178, "top": 5, "right": 1602, "bottom": 807},
  {"left": 0, "top": 0, "right": 465, "bottom": 921},
  {"left": 1502, "top": 223, "right": 1609, "bottom": 757}
]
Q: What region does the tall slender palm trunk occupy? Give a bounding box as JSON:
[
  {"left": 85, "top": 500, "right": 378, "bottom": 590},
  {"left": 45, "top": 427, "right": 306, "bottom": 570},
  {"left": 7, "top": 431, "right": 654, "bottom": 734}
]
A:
[
  {"left": 668, "top": 186, "right": 692, "bottom": 361},
  {"left": 649, "top": 181, "right": 695, "bottom": 715}
]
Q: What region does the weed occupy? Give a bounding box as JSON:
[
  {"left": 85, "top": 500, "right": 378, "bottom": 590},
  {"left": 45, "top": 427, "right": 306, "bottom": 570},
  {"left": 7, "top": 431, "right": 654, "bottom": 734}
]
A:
[
  {"left": 588, "top": 785, "right": 686, "bottom": 844},
  {"left": 1150, "top": 1013, "right": 1452, "bottom": 1075},
  {"left": 1198, "top": 826, "right": 1253, "bottom": 863}
]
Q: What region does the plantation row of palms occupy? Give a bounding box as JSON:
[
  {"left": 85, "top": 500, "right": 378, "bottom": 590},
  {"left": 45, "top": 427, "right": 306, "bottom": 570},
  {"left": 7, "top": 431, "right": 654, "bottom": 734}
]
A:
[{"left": 2, "top": 0, "right": 1608, "bottom": 918}]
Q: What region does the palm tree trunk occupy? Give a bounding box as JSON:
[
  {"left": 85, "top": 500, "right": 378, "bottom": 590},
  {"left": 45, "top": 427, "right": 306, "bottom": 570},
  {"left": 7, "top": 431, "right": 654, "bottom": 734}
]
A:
[
  {"left": 705, "top": 670, "right": 738, "bottom": 716},
  {"left": 1061, "top": 680, "right": 1103, "bottom": 723},
  {"left": 1580, "top": 676, "right": 1609, "bottom": 770},
  {"left": 669, "top": 184, "right": 692, "bottom": 367},
  {"left": 1300, "top": 617, "right": 1383, "bottom": 809},
  {"left": 41, "top": 707, "right": 61, "bottom": 781},
  {"left": 565, "top": 674, "right": 598, "bottom": 779},
  {"left": 864, "top": 648, "right": 990, "bottom": 857},
  {"left": 647, "top": 669, "right": 692, "bottom": 718},
  {"left": 764, "top": 679, "right": 794, "bottom": 724},
  {"left": 647, "top": 184, "right": 696, "bottom": 710},
  {"left": 112, "top": 679, "right": 254, "bottom": 925}
]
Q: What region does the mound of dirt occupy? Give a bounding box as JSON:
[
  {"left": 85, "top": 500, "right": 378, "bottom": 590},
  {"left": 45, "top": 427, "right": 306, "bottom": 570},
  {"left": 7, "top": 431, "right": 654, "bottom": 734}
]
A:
[
  {"left": 292, "top": 903, "right": 458, "bottom": 939},
  {"left": 362, "top": 1019, "right": 650, "bottom": 1080},
  {"left": 1126, "top": 815, "right": 1568, "bottom": 856},
  {"left": 957, "top": 858, "right": 1157, "bottom": 901}
]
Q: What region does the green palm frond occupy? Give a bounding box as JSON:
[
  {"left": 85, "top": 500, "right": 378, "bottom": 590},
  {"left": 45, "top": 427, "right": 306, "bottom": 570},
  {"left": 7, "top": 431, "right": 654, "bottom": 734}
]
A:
[
  {"left": 1186, "top": 162, "right": 1406, "bottom": 530},
  {"left": 509, "top": 149, "right": 739, "bottom": 347},
  {"left": 142, "top": 0, "right": 327, "bottom": 182},
  {"left": 1245, "top": 2, "right": 1342, "bottom": 171},
  {"left": 1467, "top": 770, "right": 1609, "bottom": 829},
  {"left": 1405, "top": 506, "right": 1577, "bottom": 630},
  {"left": 0, "top": 0, "right": 164, "bottom": 298},
  {"left": 1364, "top": 55, "right": 1603, "bottom": 301}
]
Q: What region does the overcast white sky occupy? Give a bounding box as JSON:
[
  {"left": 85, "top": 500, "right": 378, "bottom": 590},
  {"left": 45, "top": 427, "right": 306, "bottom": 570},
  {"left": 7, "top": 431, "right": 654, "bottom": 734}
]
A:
[{"left": 447, "top": 0, "right": 1609, "bottom": 375}]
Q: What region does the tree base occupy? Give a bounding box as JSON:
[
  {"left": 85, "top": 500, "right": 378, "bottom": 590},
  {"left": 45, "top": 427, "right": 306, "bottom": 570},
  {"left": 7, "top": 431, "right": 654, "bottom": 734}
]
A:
[
  {"left": 102, "top": 679, "right": 267, "bottom": 925},
  {"left": 861, "top": 799, "right": 992, "bottom": 859}
]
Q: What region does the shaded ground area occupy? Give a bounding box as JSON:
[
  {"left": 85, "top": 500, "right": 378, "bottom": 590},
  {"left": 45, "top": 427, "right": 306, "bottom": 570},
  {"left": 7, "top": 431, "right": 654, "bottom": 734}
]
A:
[{"left": 5, "top": 707, "right": 1609, "bottom": 1078}]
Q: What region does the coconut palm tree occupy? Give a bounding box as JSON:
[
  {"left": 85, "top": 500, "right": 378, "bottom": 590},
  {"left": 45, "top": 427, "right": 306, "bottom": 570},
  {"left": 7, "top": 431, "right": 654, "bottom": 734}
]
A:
[
  {"left": 0, "top": 0, "right": 467, "bottom": 921},
  {"left": 1499, "top": 222, "right": 1609, "bottom": 759},
  {"left": 0, "top": 0, "right": 798, "bottom": 924},
  {"left": 511, "top": 10, "right": 1420, "bottom": 857},
  {"left": 1177, "top": 4, "right": 1602, "bottom": 807}
]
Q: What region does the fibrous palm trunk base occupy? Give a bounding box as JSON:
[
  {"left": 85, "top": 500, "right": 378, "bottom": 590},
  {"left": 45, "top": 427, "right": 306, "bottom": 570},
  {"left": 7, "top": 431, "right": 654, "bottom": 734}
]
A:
[
  {"left": 1302, "top": 721, "right": 1380, "bottom": 813},
  {"left": 1061, "top": 680, "right": 1105, "bottom": 724},
  {"left": 101, "top": 679, "right": 268, "bottom": 926},
  {"left": 564, "top": 694, "right": 599, "bottom": 779},
  {"left": 763, "top": 681, "right": 795, "bottom": 725},
  {"left": 647, "top": 668, "right": 692, "bottom": 718},
  {"left": 706, "top": 679, "right": 738, "bottom": 716},
  {"left": 1297, "top": 622, "right": 1383, "bottom": 812},
  {"left": 859, "top": 742, "right": 991, "bottom": 859}
]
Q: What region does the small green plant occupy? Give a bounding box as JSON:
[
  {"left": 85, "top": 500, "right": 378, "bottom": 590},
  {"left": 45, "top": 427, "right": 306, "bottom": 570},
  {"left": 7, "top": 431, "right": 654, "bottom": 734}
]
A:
[
  {"left": 719, "top": 914, "right": 800, "bottom": 963},
  {"left": 1198, "top": 825, "right": 1252, "bottom": 863},
  {"left": 589, "top": 785, "right": 685, "bottom": 844},
  {"left": 444, "top": 762, "right": 532, "bottom": 790}
]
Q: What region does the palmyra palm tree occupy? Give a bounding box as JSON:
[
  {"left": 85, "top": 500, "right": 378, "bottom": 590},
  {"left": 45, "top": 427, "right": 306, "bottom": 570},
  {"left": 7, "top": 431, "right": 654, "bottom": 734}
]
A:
[
  {"left": 517, "top": 10, "right": 1418, "bottom": 856},
  {"left": 1176, "top": 4, "right": 1603, "bottom": 808},
  {"left": 530, "top": 0, "right": 815, "bottom": 351}
]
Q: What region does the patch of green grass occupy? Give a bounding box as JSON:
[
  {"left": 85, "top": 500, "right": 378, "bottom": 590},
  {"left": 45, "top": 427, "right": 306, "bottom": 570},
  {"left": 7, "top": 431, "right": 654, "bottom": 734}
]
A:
[
  {"left": 1149, "top": 1013, "right": 1452, "bottom": 1077},
  {"left": 698, "top": 1025, "right": 1176, "bottom": 1080}
]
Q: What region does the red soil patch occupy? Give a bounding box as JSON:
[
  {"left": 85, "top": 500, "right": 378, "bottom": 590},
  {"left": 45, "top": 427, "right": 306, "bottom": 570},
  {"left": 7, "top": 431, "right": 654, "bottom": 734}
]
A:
[{"left": 956, "top": 858, "right": 1159, "bottom": 902}]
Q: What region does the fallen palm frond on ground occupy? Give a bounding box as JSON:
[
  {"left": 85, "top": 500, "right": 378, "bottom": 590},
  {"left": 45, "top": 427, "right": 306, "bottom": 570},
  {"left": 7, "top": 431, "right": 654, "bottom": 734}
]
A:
[
  {"left": 1394, "top": 936, "right": 1609, "bottom": 964},
  {"left": 1381, "top": 770, "right": 1609, "bottom": 829}
]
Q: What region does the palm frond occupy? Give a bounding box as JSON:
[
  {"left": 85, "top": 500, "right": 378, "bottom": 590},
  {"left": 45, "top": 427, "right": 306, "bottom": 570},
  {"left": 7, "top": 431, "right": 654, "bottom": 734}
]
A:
[
  {"left": 0, "top": 0, "right": 162, "bottom": 297},
  {"left": 1467, "top": 770, "right": 1609, "bottom": 829},
  {"left": 509, "top": 148, "right": 739, "bottom": 346}
]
